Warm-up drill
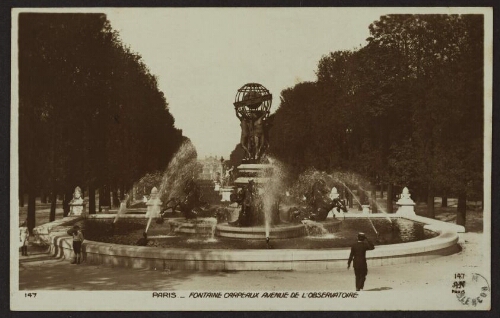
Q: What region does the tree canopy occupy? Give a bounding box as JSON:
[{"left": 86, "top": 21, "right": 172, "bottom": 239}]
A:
[
  {"left": 19, "top": 13, "right": 185, "bottom": 232},
  {"left": 268, "top": 14, "right": 484, "bottom": 225}
]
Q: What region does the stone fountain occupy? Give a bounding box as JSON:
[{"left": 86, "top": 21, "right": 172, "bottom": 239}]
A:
[
  {"left": 215, "top": 83, "right": 344, "bottom": 240},
  {"left": 395, "top": 187, "right": 416, "bottom": 216},
  {"left": 228, "top": 83, "right": 277, "bottom": 228},
  {"left": 32, "top": 88, "right": 464, "bottom": 271}
]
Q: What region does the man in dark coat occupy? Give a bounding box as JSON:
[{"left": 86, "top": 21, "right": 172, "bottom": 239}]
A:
[{"left": 348, "top": 232, "right": 375, "bottom": 291}]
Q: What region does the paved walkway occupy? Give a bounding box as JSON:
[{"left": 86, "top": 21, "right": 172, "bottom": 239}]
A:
[{"left": 19, "top": 232, "right": 485, "bottom": 291}]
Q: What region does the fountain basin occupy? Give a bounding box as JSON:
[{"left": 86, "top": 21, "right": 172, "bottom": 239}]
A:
[
  {"left": 32, "top": 214, "right": 463, "bottom": 271},
  {"left": 216, "top": 219, "right": 341, "bottom": 239},
  {"left": 216, "top": 223, "right": 306, "bottom": 239},
  {"left": 166, "top": 218, "right": 217, "bottom": 236}
]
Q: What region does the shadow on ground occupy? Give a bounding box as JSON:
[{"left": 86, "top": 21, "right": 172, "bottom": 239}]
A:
[
  {"left": 19, "top": 251, "right": 231, "bottom": 291},
  {"left": 364, "top": 287, "right": 392, "bottom": 291}
]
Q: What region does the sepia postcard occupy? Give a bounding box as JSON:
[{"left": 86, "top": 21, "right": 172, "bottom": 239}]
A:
[{"left": 10, "top": 6, "right": 493, "bottom": 311}]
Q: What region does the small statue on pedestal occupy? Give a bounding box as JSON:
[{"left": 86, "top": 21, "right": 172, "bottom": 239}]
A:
[{"left": 69, "top": 186, "right": 85, "bottom": 216}]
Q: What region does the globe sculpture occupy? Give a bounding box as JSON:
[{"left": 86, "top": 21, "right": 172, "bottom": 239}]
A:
[{"left": 233, "top": 83, "right": 272, "bottom": 162}]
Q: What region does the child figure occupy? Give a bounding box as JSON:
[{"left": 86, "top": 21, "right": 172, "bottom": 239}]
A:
[
  {"left": 19, "top": 226, "right": 29, "bottom": 256},
  {"left": 69, "top": 225, "right": 84, "bottom": 264}
]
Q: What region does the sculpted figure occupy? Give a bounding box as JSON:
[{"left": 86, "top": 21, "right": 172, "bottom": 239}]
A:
[
  {"left": 179, "top": 179, "right": 203, "bottom": 219},
  {"left": 233, "top": 84, "right": 273, "bottom": 162},
  {"left": 288, "top": 180, "right": 348, "bottom": 222},
  {"left": 229, "top": 180, "right": 260, "bottom": 226},
  {"left": 72, "top": 186, "right": 83, "bottom": 202},
  {"left": 69, "top": 186, "right": 84, "bottom": 216},
  {"left": 236, "top": 111, "right": 253, "bottom": 159},
  {"left": 252, "top": 111, "right": 267, "bottom": 160}
]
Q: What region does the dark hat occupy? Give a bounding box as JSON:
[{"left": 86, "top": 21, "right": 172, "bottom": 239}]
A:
[{"left": 357, "top": 232, "right": 366, "bottom": 240}]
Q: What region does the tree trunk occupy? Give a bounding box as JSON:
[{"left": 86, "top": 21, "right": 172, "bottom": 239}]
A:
[
  {"left": 357, "top": 187, "right": 363, "bottom": 210},
  {"left": 427, "top": 184, "right": 435, "bottom": 218},
  {"left": 126, "top": 183, "right": 132, "bottom": 207},
  {"left": 63, "top": 188, "right": 72, "bottom": 217},
  {"left": 112, "top": 186, "right": 119, "bottom": 207},
  {"left": 120, "top": 183, "right": 125, "bottom": 200},
  {"left": 456, "top": 191, "right": 467, "bottom": 226},
  {"left": 27, "top": 188, "right": 36, "bottom": 235},
  {"left": 19, "top": 190, "right": 24, "bottom": 207},
  {"left": 419, "top": 187, "right": 427, "bottom": 204},
  {"left": 441, "top": 195, "right": 448, "bottom": 208},
  {"left": 380, "top": 184, "right": 384, "bottom": 199},
  {"left": 348, "top": 190, "right": 353, "bottom": 208},
  {"left": 105, "top": 185, "right": 111, "bottom": 207},
  {"left": 98, "top": 187, "right": 103, "bottom": 212},
  {"left": 40, "top": 190, "right": 47, "bottom": 203},
  {"left": 89, "top": 184, "right": 96, "bottom": 214},
  {"left": 49, "top": 191, "right": 57, "bottom": 222},
  {"left": 387, "top": 184, "right": 393, "bottom": 213},
  {"left": 371, "top": 185, "right": 378, "bottom": 213},
  {"left": 101, "top": 184, "right": 111, "bottom": 208}
]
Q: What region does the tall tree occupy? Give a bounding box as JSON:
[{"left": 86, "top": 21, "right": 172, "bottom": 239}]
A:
[
  {"left": 268, "top": 14, "right": 484, "bottom": 225},
  {"left": 19, "top": 13, "right": 185, "bottom": 232}
]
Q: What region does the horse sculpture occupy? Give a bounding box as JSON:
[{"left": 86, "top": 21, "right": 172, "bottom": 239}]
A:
[
  {"left": 229, "top": 180, "right": 262, "bottom": 226},
  {"left": 156, "top": 179, "right": 227, "bottom": 221},
  {"left": 288, "top": 180, "right": 348, "bottom": 223}
]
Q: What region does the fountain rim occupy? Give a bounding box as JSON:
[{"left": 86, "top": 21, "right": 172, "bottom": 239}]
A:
[{"left": 33, "top": 214, "right": 463, "bottom": 271}]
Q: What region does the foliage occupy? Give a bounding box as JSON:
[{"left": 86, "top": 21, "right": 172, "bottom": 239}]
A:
[
  {"left": 268, "top": 14, "right": 484, "bottom": 225},
  {"left": 19, "top": 13, "right": 185, "bottom": 232}
]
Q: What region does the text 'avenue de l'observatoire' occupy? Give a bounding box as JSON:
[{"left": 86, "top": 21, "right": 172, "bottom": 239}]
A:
[{"left": 187, "top": 292, "right": 359, "bottom": 299}]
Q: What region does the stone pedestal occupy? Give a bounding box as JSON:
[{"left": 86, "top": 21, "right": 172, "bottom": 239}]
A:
[
  {"left": 231, "top": 163, "right": 279, "bottom": 226},
  {"left": 234, "top": 163, "right": 273, "bottom": 186},
  {"left": 396, "top": 187, "right": 416, "bottom": 216},
  {"left": 362, "top": 205, "right": 371, "bottom": 215},
  {"left": 220, "top": 187, "right": 234, "bottom": 202},
  {"left": 69, "top": 201, "right": 86, "bottom": 217}
]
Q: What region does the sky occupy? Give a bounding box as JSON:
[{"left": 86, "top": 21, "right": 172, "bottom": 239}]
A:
[
  {"left": 102, "top": 8, "right": 385, "bottom": 158},
  {"left": 12, "top": 7, "right": 492, "bottom": 159}
]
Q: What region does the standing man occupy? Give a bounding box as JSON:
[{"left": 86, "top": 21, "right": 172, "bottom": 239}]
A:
[
  {"left": 347, "top": 232, "right": 375, "bottom": 291},
  {"left": 19, "top": 224, "right": 29, "bottom": 256},
  {"left": 68, "top": 225, "right": 84, "bottom": 264}
]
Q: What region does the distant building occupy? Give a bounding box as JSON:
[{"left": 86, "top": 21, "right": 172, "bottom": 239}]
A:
[{"left": 198, "top": 156, "right": 223, "bottom": 180}]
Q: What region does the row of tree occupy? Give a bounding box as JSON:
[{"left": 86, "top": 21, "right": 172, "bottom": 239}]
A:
[
  {"left": 268, "top": 14, "right": 484, "bottom": 225},
  {"left": 19, "top": 13, "right": 185, "bottom": 233}
]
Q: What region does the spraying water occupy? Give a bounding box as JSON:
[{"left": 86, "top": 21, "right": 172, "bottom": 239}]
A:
[
  {"left": 339, "top": 181, "right": 362, "bottom": 206},
  {"left": 301, "top": 219, "right": 334, "bottom": 237},
  {"left": 182, "top": 217, "right": 218, "bottom": 243},
  {"left": 145, "top": 187, "right": 162, "bottom": 234},
  {"left": 259, "top": 157, "right": 288, "bottom": 240},
  {"left": 343, "top": 183, "right": 379, "bottom": 237},
  {"left": 288, "top": 168, "right": 395, "bottom": 238},
  {"left": 205, "top": 217, "right": 218, "bottom": 242},
  {"left": 131, "top": 140, "right": 200, "bottom": 235},
  {"left": 158, "top": 140, "right": 200, "bottom": 203},
  {"left": 113, "top": 195, "right": 129, "bottom": 224}
]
